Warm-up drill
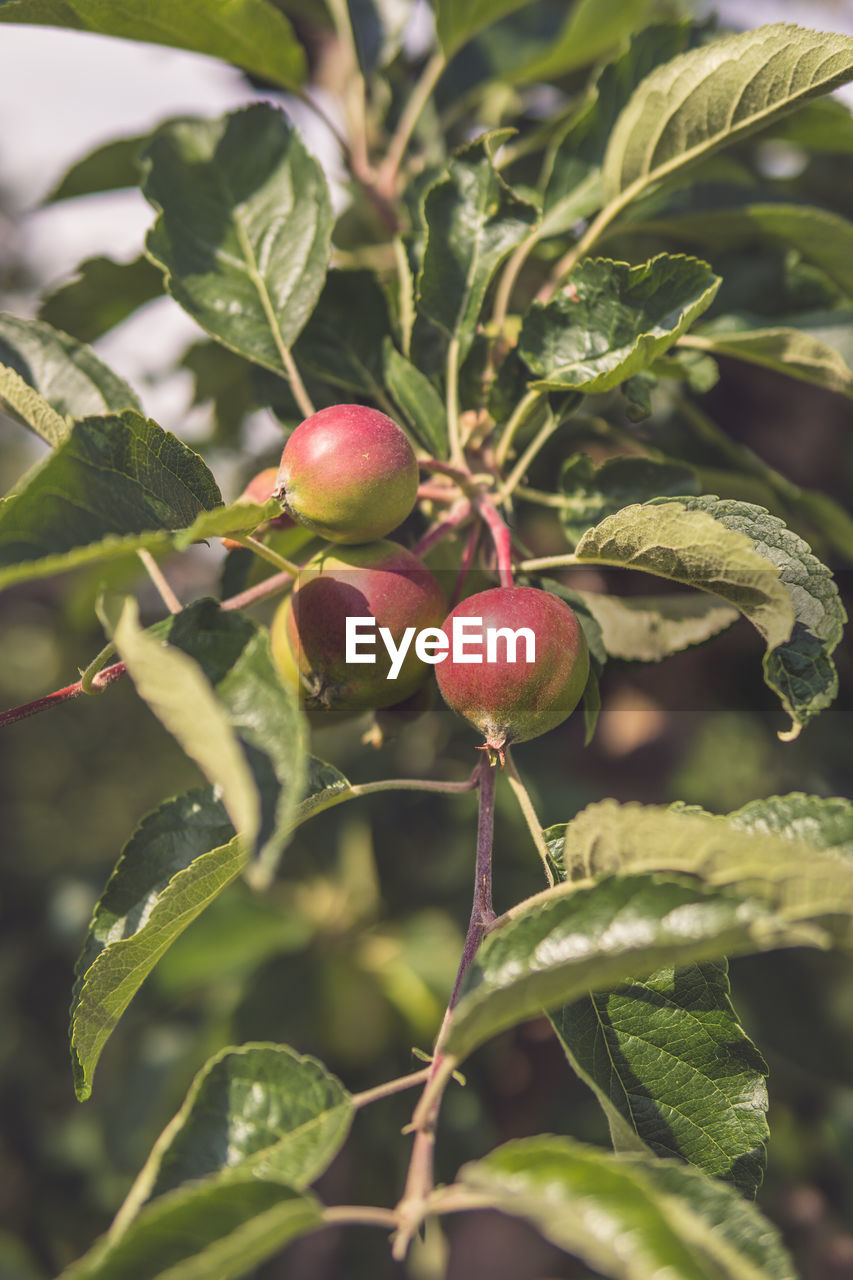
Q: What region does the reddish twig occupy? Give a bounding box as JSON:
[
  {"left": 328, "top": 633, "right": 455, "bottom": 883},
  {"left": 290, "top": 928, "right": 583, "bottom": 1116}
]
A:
[
  {"left": 0, "top": 662, "right": 127, "bottom": 728},
  {"left": 393, "top": 755, "right": 497, "bottom": 1257},
  {"left": 412, "top": 500, "right": 472, "bottom": 558},
  {"left": 476, "top": 497, "right": 514, "bottom": 589},
  {"left": 450, "top": 521, "right": 481, "bottom": 608},
  {"left": 0, "top": 565, "right": 300, "bottom": 731}
]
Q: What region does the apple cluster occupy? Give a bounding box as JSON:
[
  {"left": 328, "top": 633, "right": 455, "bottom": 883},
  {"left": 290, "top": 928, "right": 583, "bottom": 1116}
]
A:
[{"left": 236, "top": 404, "right": 588, "bottom": 750}]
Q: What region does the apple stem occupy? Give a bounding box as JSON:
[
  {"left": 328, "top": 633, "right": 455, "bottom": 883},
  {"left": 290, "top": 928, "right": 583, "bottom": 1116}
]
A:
[
  {"left": 392, "top": 755, "right": 497, "bottom": 1257},
  {"left": 449, "top": 521, "right": 481, "bottom": 608},
  {"left": 0, "top": 661, "right": 127, "bottom": 728},
  {"left": 412, "top": 499, "right": 472, "bottom": 558},
  {"left": 476, "top": 496, "right": 514, "bottom": 588}
]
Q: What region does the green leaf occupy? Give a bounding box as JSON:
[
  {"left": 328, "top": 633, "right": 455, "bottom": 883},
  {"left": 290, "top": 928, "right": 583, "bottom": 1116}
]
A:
[
  {"left": 445, "top": 800, "right": 853, "bottom": 1062},
  {"left": 559, "top": 454, "right": 699, "bottom": 544},
  {"left": 603, "top": 24, "right": 853, "bottom": 201},
  {"left": 44, "top": 132, "right": 151, "bottom": 202},
  {"left": 541, "top": 22, "right": 693, "bottom": 239},
  {"left": 683, "top": 318, "right": 853, "bottom": 401},
  {"left": 383, "top": 341, "right": 448, "bottom": 457},
  {"left": 519, "top": 255, "right": 720, "bottom": 393},
  {"left": 0, "top": 0, "right": 307, "bottom": 91},
  {"left": 453, "top": 1136, "right": 795, "bottom": 1279},
  {"left": 0, "top": 493, "right": 282, "bottom": 592},
  {"left": 508, "top": 0, "right": 657, "bottom": 87},
  {"left": 39, "top": 256, "right": 165, "bottom": 344},
  {"left": 0, "top": 313, "right": 141, "bottom": 419},
  {"left": 121, "top": 1044, "right": 351, "bottom": 1217},
  {"left": 292, "top": 269, "right": 390, "bottom": 398},
  {"left": 0, "top": 362, "right": 69, "bottom": 447},
  {"left": 60, "top": 1180, "right": 321, "bottom": 1280},
  {"left": 418, "top": 133, "right": 538, "bottom": 361},
  {"left": 145, "top": 599, "right": 307, "bottom": 873},
  {"left": 70, "top": 788, "right": 240, "bottom": 1100},
  {"left": 445, "top": 876, "right": 808, "bottom": 1063},
  {"left": 143, "top": 105, "right": 333, "bottom": 377},
  {"left": 431, "top": 0, "right": 531, "bottom": 57},
  {"left": 294, "top": 756, "right": 353, "bottom": 826},
  {"left": 109, "top": 598, "right": 260, "bottom": 842},
  {"left": 571, "top": 591, "right": 739, "bottom": 662},
  {"left": 728, "top": 792, "right": 853, "bottom": 859},
  {"left": 574, "top": 496, "right": 846, "bottom": 734},
  {"left": 71, "top": 604, "right": 306, "bottom": 1096},
  {"left": 0, "top": 411, "right": 221, "bottom": 590},
  {"left": 553, "top": 959, "right": 769, "bottom": 1195},
  {"left": 631, "top": 205, "right": 853, "bottom": 302},
  {"left": 560, "top": 800, "right": 853, "bottom": 915}
]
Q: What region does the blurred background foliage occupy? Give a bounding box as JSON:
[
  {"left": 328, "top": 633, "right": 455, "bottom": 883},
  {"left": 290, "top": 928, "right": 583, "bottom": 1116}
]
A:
[{"left": 1, "top": 4, "right": 852, "bottom": 1279}]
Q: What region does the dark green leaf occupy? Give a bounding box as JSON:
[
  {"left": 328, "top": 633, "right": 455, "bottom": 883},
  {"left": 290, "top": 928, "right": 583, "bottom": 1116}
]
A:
[
  {"left": 180, "top": 341, "right": 255, "bottom": 441},
  {"left": 60, "top": 1180, "right": 321, "bottom": 1280},
  {"left": 0, "top": 411, "right": 220, "bottom": 590},
  {"left": 292, "top": 269, "right": 390, "bottom": 398},
  {"left": 143, "top": 105, "right": 333, "bottom": 377},
  {"left": 45, "top": 132, "right": 151, "bottom": 203},
  {"left": 518, "top": 255, "right": 720, "bottom": 393},
  {"left": 574, "top": 496, "right": 846, "bottom": 734},
  {"left": 445, "top": 799, "right": 853, "bottom": 1061},
  {"left": 1, "top": 0, "right": 307, "bottom": 91},
  {"left": 39, "top": 256, "right": 165, "bottom": 343},
  {"left": 0, "top": 313, "right": 141, "bottom": 421},
  {"left": 603, "top": 24, "right": 853, "bottom": 200},
  {"left": 431, "top": 0, "right": 531, "bottom": 57},
  {"left": 684, "top": 316, "right": 853, "bottom": 401},
  {"left": 506, "top": 0, "right": 658, "bottom": 87},
  {"left": 418, "top": 133, "right": 537, "bottom": 361},
  {"left": 554, "top": 960, "right": 769, "bottom": 1195},
  {"left": 142, "top": 600, "right": 307, "bottom": 876},
  {"left": 542, "top": 21, "right": 692, "bottom": 238},
  {"left": 453, "top": 1136, "right": 794, "bottom": 1279},
  {"left": 559, "top": 454, "right": 699, "bottom": 545},
  {"left": 70, "top": 788, "right": 238, "bottom": 1100},
  {"left": 630, "top": 205, "right": 853, "bottom": 301},
  {"left": 108, "top": 598, "right": 262, "bottom": 844},
  {"left": 383, "top": 341, "right": 448, "bottom": 457},
  {"left": 137, "top": 1044, "right": 351, "bottom": 1204}
]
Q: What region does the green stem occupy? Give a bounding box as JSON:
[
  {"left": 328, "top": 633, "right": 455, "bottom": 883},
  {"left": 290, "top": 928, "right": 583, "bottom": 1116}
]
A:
[
  {"left": 322, "top": 1205, "right": 399, "bottom": 1230},
  {"left": 137, "top": 548, "right": 181, "bottom": 614},
  {"left": 445, "top": 336, "right": 464, "bottom": 468},
  {"left": 294, "top": 771, "right": 480, "bottom": 830},
  {"left": 499, "top": 409, "right": 560, "bottom": 499},
  {"left": 538, "top": 190, "right": 634, "bottom": 304},
  {"left": 514, "top": 483, "right": 572, "bottom": 509},
  {"left": 351, "top": 1066, "right": 431, "bottom": 1109},
  {"left": 504, "top": 748, "right": 554, "bottom": 887},
  {"left": 518, "top": 552, "right": 579, "bottom": 572},
  {"left": 377, "top": 51, "right": 446, "bottom": 198},
  {"left": 392, "top": 235, "right": 415, "bottom": 358},
  {"left": 491, "top": 226, "right": 542, "bottom": 337},
  {"left": 79, "top": 640, "right": 117, "bottom": 693},
  {"left": 220, "top": 570, "right": 295, "bottom": 613},
  {"left": 494, "top": 387, "right": 545, "bottom": 469},
  {"left": 233, "top": 534, "right": 300, "bottom": 577}
]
